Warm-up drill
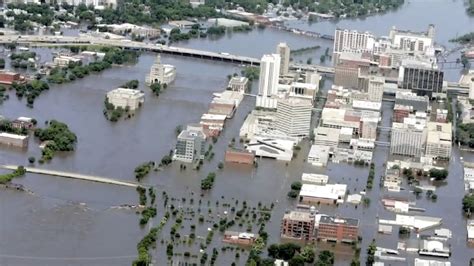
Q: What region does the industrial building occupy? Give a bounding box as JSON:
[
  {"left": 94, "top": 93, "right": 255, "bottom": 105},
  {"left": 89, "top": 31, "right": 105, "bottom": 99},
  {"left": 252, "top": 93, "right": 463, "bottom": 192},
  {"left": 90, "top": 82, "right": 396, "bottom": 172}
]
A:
[
  {"left": 106, "top": 88, "right": 145, "bottom": 111},
  {"left": 299, "top": 183, "right": 347, "bottom": 205}
]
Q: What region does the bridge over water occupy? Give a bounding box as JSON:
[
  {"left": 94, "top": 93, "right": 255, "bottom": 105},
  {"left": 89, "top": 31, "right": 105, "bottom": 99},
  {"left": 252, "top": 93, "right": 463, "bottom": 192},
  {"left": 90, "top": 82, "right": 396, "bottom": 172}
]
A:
[{"left": 0, "top": 35, "right": 335, "bottom": 74}]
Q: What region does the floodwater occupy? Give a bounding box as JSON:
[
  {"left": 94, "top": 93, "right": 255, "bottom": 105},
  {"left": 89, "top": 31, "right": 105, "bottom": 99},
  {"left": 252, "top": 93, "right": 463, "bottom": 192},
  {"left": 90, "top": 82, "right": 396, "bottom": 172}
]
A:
[{"left": 0, "top": 0, "right": 473, "bottom": 265}]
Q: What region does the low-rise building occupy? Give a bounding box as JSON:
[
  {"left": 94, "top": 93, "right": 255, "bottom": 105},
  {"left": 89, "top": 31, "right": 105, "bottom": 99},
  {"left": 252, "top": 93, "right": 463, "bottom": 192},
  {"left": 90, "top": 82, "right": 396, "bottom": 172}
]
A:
[
  {"left": 0, "top": 71, "right": 26, "bottom": 85},
  {"left": 245, "top": 137, "right": 294, "bottom": 161},
  {"left": 222, "top": 231, "right": 258, "bottom": 246},
  {"left": 313, "top": 127, "right": 340, "bottom": 147},
  {"left": 418, "top": 240, "right": 450, "bottom": 258},
  {"left": 383, "top": 168, "right": 402, "bottom": 192},
  {"left": 0, "top": 132, "right": 28, "bottom": 148},
  {"left": 299, "top": 183, "right": 347, "bottom": 204},
  {"left": 146, "top": 55, "right": 176, "bottom": 85},
  {"left": 425, "top": 122, "right": 452, "bottom": 160},
  {"left": 281, "top": 211, "right": 316, "bottom": 241},
  {"left": 414, "top": 258, "right": 451, "bottom": 266},
  {"left": 228, "top": 76, "right": 249, "bottom": 93},
  {"left": 307, "top": 145, "right": 330, "bottom": 167},
  {"left": 12, "top": 117, "right": 34, "bottom": 130},
  {"left": 224, "top": 149, "right": 255, "bottom": 165},
  {"left": 200, "top": 114, "right": 227, "bottom": 137},
  {"left": 53, "top": 55, "right": 82, "bottom": 67},
  {"left": 467, "top": 220, "right": 474, "bottom": 244},
  {"left": 174, "top": 127, "right": 205, "bottom": 163},
  {"left": 316, "top": 215, "right": 359, "bottom": 243},
  {"left": 106, "top": 88, "right": 145, "bottom": 111},
  {"left": 301, "top": 173, "right": 329, "bottom": 185}
]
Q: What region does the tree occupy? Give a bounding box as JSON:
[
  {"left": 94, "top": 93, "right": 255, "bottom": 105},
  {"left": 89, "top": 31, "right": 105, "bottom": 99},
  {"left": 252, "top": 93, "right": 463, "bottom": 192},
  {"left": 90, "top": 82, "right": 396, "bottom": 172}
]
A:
[
  {"left": 300, "top": 245, "right": 315, "bottom": 263},
  {"left": 317, "top": 250, "right": 334, "bottom": 265},
  {"left": 28, "top": 156, "right": 35, "bottom": 164},
  {"left": 218, "top": 162, "right": 224, "bottom": 169},
  {"left": 290, "top": 181, "right": 302, "bottom": 191},
  {"left": 429, "top": 168, "right": 448, "bottom": 180},
  {"left": 463, "top": 194, "right": 474, "bottom": 215},
  {"left": 289, "top": 255, "right": 305, "bottom": 266},
  {"left": 287, "top": 190, "right": 298, "bottom": 198}
]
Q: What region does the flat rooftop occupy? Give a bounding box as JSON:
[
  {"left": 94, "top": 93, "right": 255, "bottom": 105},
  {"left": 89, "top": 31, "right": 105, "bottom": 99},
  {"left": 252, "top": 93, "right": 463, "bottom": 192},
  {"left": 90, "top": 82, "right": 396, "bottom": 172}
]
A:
[{"left": 319, "top": 215, "right": 359, "bottom": 227}]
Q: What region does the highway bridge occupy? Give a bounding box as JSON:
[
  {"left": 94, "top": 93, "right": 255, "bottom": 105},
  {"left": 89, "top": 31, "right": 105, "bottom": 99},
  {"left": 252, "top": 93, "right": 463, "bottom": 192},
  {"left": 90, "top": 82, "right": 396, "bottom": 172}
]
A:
[
  {"left": 0, "top": 34, "right": 335, "bottom": 74},
  {"left": 0, "top": 164, "right": 141, "bottom": 187}
]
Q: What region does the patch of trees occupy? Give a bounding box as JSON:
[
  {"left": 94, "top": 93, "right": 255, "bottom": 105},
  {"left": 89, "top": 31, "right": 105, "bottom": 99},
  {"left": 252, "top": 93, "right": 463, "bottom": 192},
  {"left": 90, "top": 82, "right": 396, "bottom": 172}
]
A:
[
  {"left": 450, "top": 32, "right": 474, "bottom": 44},
  {"left": 134, "top": 161, "right": 155, "bottom": 181},
  {"left": 267, "top": 243, "right": 333, "bottom": 265},
  {"left": 241, "top": 66, "right": 259, "bottom": 81},
  {"left": 11, "top": 80, "right": 50, "bottom": 108},
  {"left": 122, "top": 79, "right": 139, "bottom": 89},
  {"left": 428, "top": 168, "right": 448, "bottom": 180},
  {"left": 287, "top": 181, "right": 302, "bottom": 198},
  {"left": 0, "top": 166, "right": 26, "bottom": 184},
  {"left": 201, "top": 172, "right": 216, "bottom": 190},
  {"left": 0, "top": 119, "right": 28, "bottom": 135},
  {"left": 34, "top": 120, "right": 77, "bottom": 161},
  {"left": 463, "top": 193, "right": 474, "bottom": 216},
  {"left": 456, "top": 123, "right": 474, "bottom": 147},
  {"left": 149, "top": 82, "right": 166, "bottom": 96},
  {"left": 366, "top": 162, "right": 375, "bottom": 189}
]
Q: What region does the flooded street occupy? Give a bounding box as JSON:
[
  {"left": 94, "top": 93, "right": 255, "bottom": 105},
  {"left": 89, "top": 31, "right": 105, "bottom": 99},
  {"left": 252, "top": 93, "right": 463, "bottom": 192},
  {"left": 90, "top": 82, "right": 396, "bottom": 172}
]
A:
[{"left": 0, "top": 0, "right": 473, "bottom": 265}]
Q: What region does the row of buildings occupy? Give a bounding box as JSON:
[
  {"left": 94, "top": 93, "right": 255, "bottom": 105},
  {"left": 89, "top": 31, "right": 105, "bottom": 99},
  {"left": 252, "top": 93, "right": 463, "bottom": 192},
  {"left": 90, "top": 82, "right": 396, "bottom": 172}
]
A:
[{"left": 173, "top": 77, "right": 248, "bottom": 163}]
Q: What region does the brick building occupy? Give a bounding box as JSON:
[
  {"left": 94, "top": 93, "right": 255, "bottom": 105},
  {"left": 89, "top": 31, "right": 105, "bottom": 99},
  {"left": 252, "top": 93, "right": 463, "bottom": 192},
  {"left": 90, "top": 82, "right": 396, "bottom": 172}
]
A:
[{"left": 316, "top": 215, "right": 359, "bottom": 243}]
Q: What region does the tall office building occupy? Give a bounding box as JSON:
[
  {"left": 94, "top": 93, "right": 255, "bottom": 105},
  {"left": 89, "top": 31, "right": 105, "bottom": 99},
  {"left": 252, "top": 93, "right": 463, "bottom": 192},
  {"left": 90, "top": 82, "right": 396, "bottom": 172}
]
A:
[
  {"left": 425, "top": 122, "right": 452, "bottom": 160},
  {"left": 256, "top": 54, "right": 280, "bottom": 108},
  {"left": 399, "top": 61, "right": 444, "bottom": 97},
  {"left": 174, "top": 127, "right": 206, "bottom": 163},
  {"left": 275, "top": 98, "right": 312, "bottom": 137},
  {"left": 367, "top": 76, "right": 385, "bottom": 102},
  {"left": 276, "top": 43, "right": 290, "bottom": 76},
  {"left": 390, "top": 121, "right": 426, "bottom": 157}
]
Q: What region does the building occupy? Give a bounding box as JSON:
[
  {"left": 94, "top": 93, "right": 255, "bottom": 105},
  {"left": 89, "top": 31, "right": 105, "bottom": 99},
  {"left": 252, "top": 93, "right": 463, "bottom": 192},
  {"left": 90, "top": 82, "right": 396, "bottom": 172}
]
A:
[
  {"left": 0, "top": 132, "right": 28, "bottom": 148},
  {"left": 414, "top": 258, "right": 451, "bottom": 266},
  {"left": 9, "top": 0, "right": 118, "bottom": 8},
  {"left": 320, "top": 108, "right": 360, "bottom": 135},
  {"left": 299, "top": 183, "right": 347, "bottom": 204},
  {"left": 468, "top": 220, "right": 474, "bottom": 244},
  {"left": 222, "top": 231, "right": 258, "bottom": 246},
  {"left": 361, "top": 117, "right": 378, "bottom": 140},
  {"left": 393, "top": 104, "right": 413, "bottom": 123},
  {"left": 313, "top": 127, "right": 340, "bottom": 147},
  {"left": 174, "top": 127, "right": 205, "bottom": 163},
  {"left": 390, "top": 121, "right": 426, "bottom": 157},
  {"left": 276, "top": 43, "right": 290, "bottom": 76},
  {"left": 333, "top": 28, "right": 375, "bottom": 58},
  {"left": 200, "top": 114, "right": 227, "bottom": 137},
  {"left": 106, "top": 88, "right": 145, "bottom": 111},
  {"left": 316, "top": 215, "right": 359, "bottom": 243},
  {"left": 275, "top": 98, "right": 312, "bottom": 137},
  {"left": 289, "top": 82, "right": 319, "bottom": 103},
  {"left": 418, "top": 240, "right": 450, "bottom": 258},
  {"left": 11, "top": 117, "right": 34, "bottom": 130},
  {"left": 367, "top": 76, "right": 385, "bottom": 102},
  {"left": 301, "top": 173, "right": 329, "bottom": 185},
  {"left": 0, "top": 71, "right": 25, "bottom": 85},
  {"left": 281, "top": 211, "right": 316, "bottom": 241},
  {"left": 228, "top": 76, "right": 249, "bottom": 93},
  {"left": 307, "top": 145, "right": 330, "bottom": 167},
  {"left": 145, "top": 55, "right": 176, "bottom": 86},
  {"left": 224, "top": 149, "right": 255, "bottom": 164},
  {"left": 383, "top": 168, "right": 402, "bottom": 191},
  {"left": 245, "top": 137, "right": 294, "bottom": 161},
  {"left": 395, "top": 91, "right": 429, "bottom": 112},
  {"left": 53, "top": 55, "right": 82, "bottom": 67},
  {"left": 389, "top": 25, "right": 434, "bottom": 53},
  {"left": 399, "top": 60, "right": 444, "bottom": 97},
  {"left": 257, "top": 54, "right": 280, "bottom": 108},
  {"left": 425, "top": 122, "right": 452, "bottom": 160}
]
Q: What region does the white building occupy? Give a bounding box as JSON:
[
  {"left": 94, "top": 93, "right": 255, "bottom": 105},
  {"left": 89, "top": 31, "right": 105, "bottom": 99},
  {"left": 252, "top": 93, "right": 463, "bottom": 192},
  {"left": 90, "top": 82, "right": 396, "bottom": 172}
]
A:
[
  {"left": 245, "top": 137, "right": 294, "bottom": 161},
  {"left": 389, "top": 25, "right": 434, "bottom": 54},
  {"left": 257, "top": 54, "right": 280, "bottom": 108},
  {"left": 414, "top": 258, "right": 451, "bottom": 266},
  {"left": 307, "top": 144, "right": 330, "bottom": 167},
  {"left": 48, "top": 0, "right": 117, "bottom": 9},
  {"left": 275, "top": 98, "right": 312, "bottom": 137},
  {"left": 146, "top": 55, "right": 176, "bottom": 86},
  {"left": 299, "top": 183, "right": 347, "bottom": 204},
  {"left": 313, "top": 127, "right": 340, "bottom": 147},
  {"left": 174, "top": 127, "right": 205, "bottom": 163},
  {"left": 467, "top": 220, "right": 474, "bottom": 244},
  {"left": 301, "top": 173, "right": 329, "bottom": 185},
  {"left": 425, "top": 122, "right": 452, "bottom": 160},
  {"left": 289, "top": 82, "right": 319, "bottom": 103},
  {"left": 53, "top": 55, "right": 82, "bottom": 67},
  {"left": 333, "top": 28, "right": 376, "bottom": 58},
  {"left": 367, "top": 76, "right": 385, "bottom": 102},
  {"left": 276, "top": 43, "right": 290, "bottom": 76},
  {"left": 228, "top": 76, "right": 249, "bottom": 93},
  {"left": 361, "top": 117, "right": 378, "bottom": 140},
  {"left": 390, "top": 120, "right": 426, "bottom": 157},
  {"left": 106, "top": 88, "right": 145, "bottom": 111}
]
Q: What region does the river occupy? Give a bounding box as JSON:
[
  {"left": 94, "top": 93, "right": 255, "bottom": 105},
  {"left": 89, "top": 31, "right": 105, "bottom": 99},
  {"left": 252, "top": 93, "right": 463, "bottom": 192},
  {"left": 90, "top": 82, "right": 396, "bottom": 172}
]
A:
[{"left": 0, "top": 0, "right": 473, "bottom": 265}]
